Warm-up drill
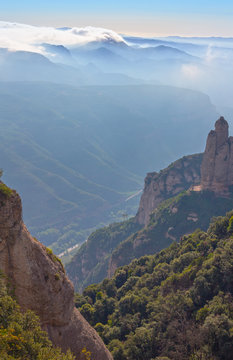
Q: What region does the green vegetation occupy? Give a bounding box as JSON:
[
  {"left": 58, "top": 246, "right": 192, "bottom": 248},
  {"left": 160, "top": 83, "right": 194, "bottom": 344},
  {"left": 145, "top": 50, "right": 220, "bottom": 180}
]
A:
[
  {"left": 45, "top": 248, "right": 64, "bottom": 273},
  {"left": 0, "top": 274, "right": 75, "bottom": 359},
  {"left": 68, "top": 190, "right": 233, "bottom": 291},
  {"left": 67, "top": 218, "right": 142, "bottom": 292},
  {"left": 108, "top": 190, "right": 233, "bottom": 270},
  {"left": 76, "top": 212, "right": 233, "bottom": 360},
  {"left": 0, "top": 183, "right": 13, "bottom": 197}
]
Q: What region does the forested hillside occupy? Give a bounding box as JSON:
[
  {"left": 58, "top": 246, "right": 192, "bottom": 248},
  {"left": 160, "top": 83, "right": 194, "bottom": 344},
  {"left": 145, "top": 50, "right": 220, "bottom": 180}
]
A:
[
  {"left": 68, "top": 189, "right": 233, "bottom": 291},
  {"left": 76, "top": 212, "right": 233, "bottom": 360}
]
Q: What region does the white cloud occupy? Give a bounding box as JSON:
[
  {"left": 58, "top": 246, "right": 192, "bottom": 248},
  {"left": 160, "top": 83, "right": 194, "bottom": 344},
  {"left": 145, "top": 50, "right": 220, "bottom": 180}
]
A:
[
  {"left": 0, "top": 21, "right": 126, "bottom": 53},
  {"left": 181, "top": 64, "right": 202, "bottom": 79}
]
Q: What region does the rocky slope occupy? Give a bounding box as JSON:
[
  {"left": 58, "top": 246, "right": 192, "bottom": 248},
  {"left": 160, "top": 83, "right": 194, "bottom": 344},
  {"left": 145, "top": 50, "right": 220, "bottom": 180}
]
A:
[
  {"left": 67, "top": 117, "right": 233, "bottom": 291},
  {"left": 201, "top": 116, "right": 233, "bottom": 194},
  {"left": 66, "top": 154, "right": 203, "bottom": 292},
  {"left": 0, "top": 183, "right": 112, "bottom": 360},
  {"left": 136, "top": 153, "right": 203, "bottom": 225},
  {"left": 108, "top": 189, "right": 233, "bottom": 276}
]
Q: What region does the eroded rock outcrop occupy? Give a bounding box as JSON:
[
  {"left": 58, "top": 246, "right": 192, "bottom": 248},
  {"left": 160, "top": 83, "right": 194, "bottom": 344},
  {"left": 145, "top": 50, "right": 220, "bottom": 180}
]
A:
[
  {"left": 0, "top": 186, "right": 112, "bottom": 360},
  {"left": 136, "top": 153, "right": 203, "bottom": 225},
  {"left": 201, "top": 116, "right": 233, "bottom": 194}
]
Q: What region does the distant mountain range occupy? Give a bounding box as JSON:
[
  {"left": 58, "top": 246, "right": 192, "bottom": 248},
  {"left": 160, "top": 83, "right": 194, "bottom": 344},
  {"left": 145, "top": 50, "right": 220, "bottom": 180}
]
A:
[
  {"left": 0, "top": 21, "right": 232, "bottom": 256},
  {"left": 1, "top": 21, "right": 233, "bottom": 106},
  {"left": 0, "top": 82, "right": 217, "bottom": 254}
]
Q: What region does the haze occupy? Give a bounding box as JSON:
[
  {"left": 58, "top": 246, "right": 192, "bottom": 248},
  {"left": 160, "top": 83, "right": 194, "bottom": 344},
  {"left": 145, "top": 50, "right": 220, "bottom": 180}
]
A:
[
  {"left": 0, "top": 0, "right": 233, "bottom": 253},
  {"left": 1, "top": 0, "right": 233, "bottom": 37}
]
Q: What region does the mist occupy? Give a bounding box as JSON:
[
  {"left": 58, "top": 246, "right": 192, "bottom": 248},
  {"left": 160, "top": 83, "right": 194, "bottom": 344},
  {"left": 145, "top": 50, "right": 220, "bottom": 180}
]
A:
[
  {"left": 0, "top": 21, "right": 233, "bottom": 111},
  {"left": 1, "top": 20, "right": 233, "bottom": 252}
]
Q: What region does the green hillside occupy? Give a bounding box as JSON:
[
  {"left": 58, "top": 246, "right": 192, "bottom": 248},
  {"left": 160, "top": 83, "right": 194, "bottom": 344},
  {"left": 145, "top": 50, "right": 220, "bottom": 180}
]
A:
[
  {"left": 67, "top": 189, "right": 233, "bottom": 291},
  {"left": 75, "top": 212, "right": 233, "bottom": 360},
  {"left": 67, "top": 218, "right": 142, "bottom": 292}
]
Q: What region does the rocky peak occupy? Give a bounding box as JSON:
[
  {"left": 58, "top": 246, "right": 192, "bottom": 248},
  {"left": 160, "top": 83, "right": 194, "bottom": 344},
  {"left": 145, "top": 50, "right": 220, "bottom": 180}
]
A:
[
  {"left": 215, "top": 116, "right": 229, "bottom": 148},
  {"left": 0, "top": 184, "right": 112, "bottom": 360},
  {"left": 200, "top": 116, "right": 233, "bottom": 194},
  {"left": 136, "top": 154, "right": 203, "bottom": 225}
]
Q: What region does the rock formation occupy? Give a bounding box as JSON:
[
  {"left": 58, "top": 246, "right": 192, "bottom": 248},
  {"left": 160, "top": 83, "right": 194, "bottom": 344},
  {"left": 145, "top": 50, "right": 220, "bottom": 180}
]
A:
[
  {"left": 136, "top": 154, "right": 202, "bottom": 225},
  {"left": 201, "top": 116, "right": 233, "bottom": 194},
  {"left": 0, "top": 186, "right": 112, "bottom": 360}
]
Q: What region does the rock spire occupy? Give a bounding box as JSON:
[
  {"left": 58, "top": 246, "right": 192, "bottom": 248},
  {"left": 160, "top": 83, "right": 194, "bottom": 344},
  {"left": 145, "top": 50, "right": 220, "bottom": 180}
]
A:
[{"left": 201, "top": 116, "right": 233, "bottom": 194}]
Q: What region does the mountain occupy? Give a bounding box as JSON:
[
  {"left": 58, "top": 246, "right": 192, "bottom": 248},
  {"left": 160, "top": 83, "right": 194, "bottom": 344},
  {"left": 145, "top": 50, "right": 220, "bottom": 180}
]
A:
[
  {"left": 0, "top": 182, "right": 112, "bottom": 360},
  {"left": 41, "top": 43, "right": 73, "bottom": 64},
  {"left": 0, "top": 82, "right": 217, "bottom": 254},
  {"left": 0, "top": 48, "right": 140, "bottom": 86},
  {"left": 66, "top": 153, "right": 202, "bottom": 291},
  {"left": 70, "top": 42, "right": 198, "bottom": 76},
  {"left": 136, "top": 153, "right": 203, "bottom": 225},
  {"left": 75, "top": 211, "right": 233, "bottom": 360},
  {"left": 1, "top": 22, "right": 233, "bottom": 107},
  {"left": 66, "top": 118, "right": 233, "bottom": 291},
  {"left": 200, "top": 116, "right": 233, "bottom": 194},
  {"left": 68, "top": 187, "right": 233, "bottom": 292}
]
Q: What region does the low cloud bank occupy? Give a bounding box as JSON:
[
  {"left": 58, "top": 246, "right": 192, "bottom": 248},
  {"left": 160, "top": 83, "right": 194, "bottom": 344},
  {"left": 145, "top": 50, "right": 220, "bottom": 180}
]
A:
[{"left": 0, "top": 21, "right": 126, "bottom": 53}]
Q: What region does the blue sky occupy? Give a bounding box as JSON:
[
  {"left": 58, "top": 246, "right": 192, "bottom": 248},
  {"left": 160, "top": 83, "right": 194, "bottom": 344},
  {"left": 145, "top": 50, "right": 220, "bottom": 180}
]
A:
[{"left": 1, "top": 0, "right": 233, "bottom": 36}]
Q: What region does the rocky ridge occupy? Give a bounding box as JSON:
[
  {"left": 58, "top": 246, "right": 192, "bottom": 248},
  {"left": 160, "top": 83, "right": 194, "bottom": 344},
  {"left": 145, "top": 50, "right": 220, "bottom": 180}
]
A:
[
  {"left": 0, "top": 185, "right": 112, "bottom": 360},
  {"left": 136, "top": 153, "right": 203, "bottom": 225},
  {"left": 67, "top": 117, "right": 233, "bottom": 291}
]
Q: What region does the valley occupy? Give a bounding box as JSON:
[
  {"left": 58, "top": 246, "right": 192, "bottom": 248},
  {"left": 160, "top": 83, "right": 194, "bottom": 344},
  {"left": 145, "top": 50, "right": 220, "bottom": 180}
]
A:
[{"left": 0, "top": 15, "right": 233, "bottom": 360}]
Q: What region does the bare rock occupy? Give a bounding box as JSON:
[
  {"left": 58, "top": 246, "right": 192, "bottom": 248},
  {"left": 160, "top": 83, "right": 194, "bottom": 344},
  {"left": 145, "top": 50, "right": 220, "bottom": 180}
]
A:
[
  {"left": 0, "top": 186, "right": 112, "bottom": 360},
  {"left": 136, "top": 154, "right": 202, "bottom": 225},
  {"left": 201, "top": 117, "right": 233, "bottom": 194}
]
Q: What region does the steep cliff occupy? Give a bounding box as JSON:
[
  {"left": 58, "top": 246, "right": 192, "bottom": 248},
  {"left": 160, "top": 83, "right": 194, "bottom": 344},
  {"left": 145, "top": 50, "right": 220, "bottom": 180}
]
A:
[
  {"left": 201, "top": 116, "right": 233, "bottom": 194},
  {"left": 136, "top": 153, "right": 203, "bottom": 225},
  {"left": 67, "top": 117, "right": 233, "bottom": 291},
  {"left": 108, "top": 190, "right": 233, "bottom": 276},
  {"left": 0, "top": 183, "right": 112, "bottom": 360}
]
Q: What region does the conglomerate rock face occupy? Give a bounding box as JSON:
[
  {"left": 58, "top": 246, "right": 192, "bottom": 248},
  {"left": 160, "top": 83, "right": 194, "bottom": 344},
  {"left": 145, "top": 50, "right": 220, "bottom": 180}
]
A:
[
  {"left": 136, "top": 154, "right": 202, "bottom": 225},
  {"left": 0, "top": 187, "right": 112, "bottom": 360},
  {"left": 201, "top": 117, "right": 233, "bottom": 194}
]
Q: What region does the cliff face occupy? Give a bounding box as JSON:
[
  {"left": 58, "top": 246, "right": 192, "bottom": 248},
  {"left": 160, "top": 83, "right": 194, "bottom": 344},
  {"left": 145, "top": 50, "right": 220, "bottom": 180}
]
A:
[
  {"left": 0, "top": 186, "right": 112, "bottom": 360},
  {"left": 136, "top": 154, "right": 203, "bottom": 225},
  {"left": 201, "top": 117, "right": 233, "bottom": 194}
]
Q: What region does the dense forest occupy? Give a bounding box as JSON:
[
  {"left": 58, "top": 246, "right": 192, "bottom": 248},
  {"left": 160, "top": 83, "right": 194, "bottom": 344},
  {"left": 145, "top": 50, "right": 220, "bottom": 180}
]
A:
[{"left": 75, "top": 212, "right": 233, "bottom": 360}]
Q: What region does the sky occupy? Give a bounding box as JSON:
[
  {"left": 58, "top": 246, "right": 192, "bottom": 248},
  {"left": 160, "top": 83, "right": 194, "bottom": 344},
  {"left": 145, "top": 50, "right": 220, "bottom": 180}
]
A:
[{"left": 1, "top": 0, "right": 233, "bottom": 37}]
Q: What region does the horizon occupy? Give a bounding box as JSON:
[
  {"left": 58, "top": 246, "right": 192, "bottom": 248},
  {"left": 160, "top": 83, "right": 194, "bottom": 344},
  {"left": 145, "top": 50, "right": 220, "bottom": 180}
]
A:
[
  {"left": 1, "top": 20, "right": 233, "bottom": 41},
  {"left": 1, "top": 0, "right": 233, "bottom": 37}
]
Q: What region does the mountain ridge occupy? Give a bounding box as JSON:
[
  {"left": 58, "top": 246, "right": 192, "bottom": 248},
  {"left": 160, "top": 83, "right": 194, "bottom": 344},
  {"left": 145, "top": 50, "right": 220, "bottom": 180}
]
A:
[{"left": 67, "top": 117, "right": 233, "bottom": 292}]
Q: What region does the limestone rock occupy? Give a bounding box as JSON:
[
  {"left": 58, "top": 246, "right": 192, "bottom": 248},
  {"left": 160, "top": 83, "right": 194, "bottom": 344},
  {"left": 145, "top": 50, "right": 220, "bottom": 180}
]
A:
[
  {"left": 136, "top": 154, "right": 202, "bottom": 225},
  {"left": 0, "top": 186, "right": 112, "bottom": 360},
  {"left": 201, "top": 117, "right": 233, "bottom": 194}
]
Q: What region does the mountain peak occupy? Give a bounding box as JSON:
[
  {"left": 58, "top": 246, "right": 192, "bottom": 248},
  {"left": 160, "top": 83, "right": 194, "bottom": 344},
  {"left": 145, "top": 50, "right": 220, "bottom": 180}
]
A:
[{"left": 201, "top": 117, "right": 233, "bottom": 194}]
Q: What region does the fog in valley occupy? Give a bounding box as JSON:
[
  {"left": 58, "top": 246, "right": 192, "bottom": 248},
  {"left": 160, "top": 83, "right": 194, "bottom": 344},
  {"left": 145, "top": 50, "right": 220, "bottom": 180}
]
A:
[{"left": 0, "top": 21, "right": 232, "bottom": 254}]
